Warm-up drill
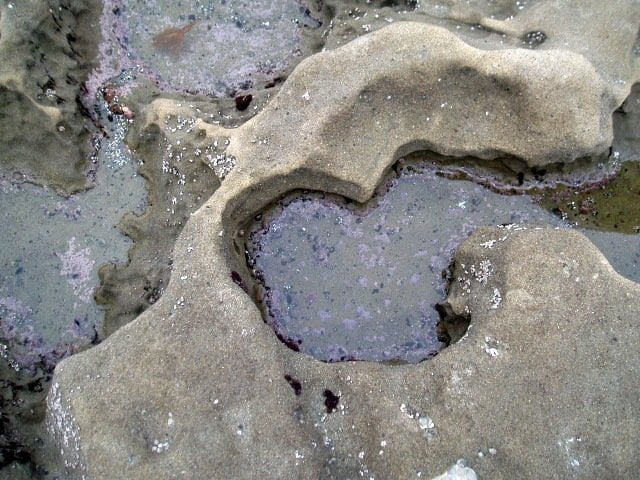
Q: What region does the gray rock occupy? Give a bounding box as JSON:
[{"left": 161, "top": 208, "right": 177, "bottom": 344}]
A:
[{"left": 46, "top": 11, "right": 640, "bottom": 480}]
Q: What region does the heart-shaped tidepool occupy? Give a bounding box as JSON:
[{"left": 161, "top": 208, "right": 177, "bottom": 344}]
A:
[{"left": 246, "top": 165, "right": 563, "bottom": 363}]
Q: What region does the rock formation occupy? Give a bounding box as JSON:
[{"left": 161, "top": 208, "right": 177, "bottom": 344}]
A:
[{"left": 46, "top": 2, "right": 640, "bottom": 478}]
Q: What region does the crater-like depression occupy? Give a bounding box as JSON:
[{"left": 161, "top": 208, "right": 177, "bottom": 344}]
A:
[{"left": 244, "top": 161, "right": 566, "bottom": 363}]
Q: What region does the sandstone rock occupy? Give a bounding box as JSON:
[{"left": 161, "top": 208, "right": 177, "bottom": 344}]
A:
[
  {"left": 207, "top": 21, "right": 618, "bottom": 211},
  {"left": 47, "top": 224, "right": 640, "bottom": 479},
  {"left": 46, "top": 10, "right": 640, "bottom": 480}
]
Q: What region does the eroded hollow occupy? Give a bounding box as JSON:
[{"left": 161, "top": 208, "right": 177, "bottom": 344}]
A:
[{"left": 244, "top": 158, "right": 566, "bottom": 363}]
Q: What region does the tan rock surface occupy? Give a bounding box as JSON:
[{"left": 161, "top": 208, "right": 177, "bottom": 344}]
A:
[
  {"left": 47, "top": 223, "right": 640, "bottom": 478},
  {"left": 46, "top": 11, "right": 640, "bottom": 480}
]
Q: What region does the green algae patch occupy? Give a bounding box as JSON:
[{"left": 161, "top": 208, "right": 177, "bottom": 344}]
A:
[{"left": 536, "top": 162, "right": 640, "bottom": 234}]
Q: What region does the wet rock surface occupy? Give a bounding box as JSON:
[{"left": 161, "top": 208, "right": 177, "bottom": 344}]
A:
[
  {"left": 0, "top": 0, "right": 101, "bottom": 194},
  {"left": 44, "top": 0, "right": 640, "bottom": 477},
  {"left": 95, "top": 102, "right": 222, "bottom": 336}
]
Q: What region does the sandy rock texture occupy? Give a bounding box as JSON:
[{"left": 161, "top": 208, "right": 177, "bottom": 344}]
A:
[
  {"left": 47, "top": 224, "right": 640, "bottom": 479},
  {"left": 0, "top": 0, "right": 101, "bottom": 194},
  {"left": 46, "top": 2, "right": 640, "bottom": 479}
]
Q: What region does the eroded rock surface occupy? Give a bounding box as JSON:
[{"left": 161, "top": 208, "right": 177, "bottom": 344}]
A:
[
  {"left": 205, "top": 22, "right": 622, "bottom": 210},
  {"left": 0, "top": 0, "right": 101, "bottom": 194},
  {"left": 47, "top": 226, "right": 640, "bottom": 479},
  {"left": 46, "top": 3, "right": 640, "bottom": 479}
]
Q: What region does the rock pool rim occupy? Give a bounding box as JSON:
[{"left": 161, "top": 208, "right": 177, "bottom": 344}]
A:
[
  {"left": 232, "top": 150, "right": 627, "bottom": 364},
  {"left": 239, "top": 219, "right": 470, "bottom": 364},
  {"left": 232, "top": 156, "right": 515, "bottom": 364}
]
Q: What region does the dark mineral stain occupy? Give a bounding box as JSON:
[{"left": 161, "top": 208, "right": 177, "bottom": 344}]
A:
[
  {"left": 234, "top": 94, "right": 253, "bottom": 111},
  {"left": 323, "top": 389, "right": 340, "bottom": 413},
  {"left": 230, "top": 270, "right": 248, "bottom": 292},
  {"left": 264, "top": 77, "right": 284, "bottom": 89},
  {"left": 284, "top": 374, "right": 303, "bottom": 396},
  {"left": 531, "top": 167, "right": 547, "bottom": 182},
  {"left": 276, "top": 332, "right": 302, "bottom": 352}
]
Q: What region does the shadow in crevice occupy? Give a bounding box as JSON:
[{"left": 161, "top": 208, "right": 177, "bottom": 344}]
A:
[{"left": 435, "top": 301, "right": 471, "bottom": 346}]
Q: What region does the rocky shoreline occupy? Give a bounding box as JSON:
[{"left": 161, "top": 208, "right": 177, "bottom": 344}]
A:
[
  {"left": 46, "top": 3, "right": 640, "bottom": 478},
  {"left": 1, "top": 0, "right": 639, "bottom": 478}
]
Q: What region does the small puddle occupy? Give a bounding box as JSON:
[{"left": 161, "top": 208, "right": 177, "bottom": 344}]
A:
[
  {"left": 245, "top": 163, "right": 566, "bottom": 363},
  {"left": 0, "top": 114, "right": 147, "bottom": 477},
  {"left": 0, "top": 120, "right": 145, "bottom": 371},
  {"left": 246, "top": 149, "right": 640, "bottom": 363},
  {"left": 110, "top": 0, "right": 323, "bottom": 96},
  {"left": 535, "top": 162, "right": 640, "bottom": 234}
]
